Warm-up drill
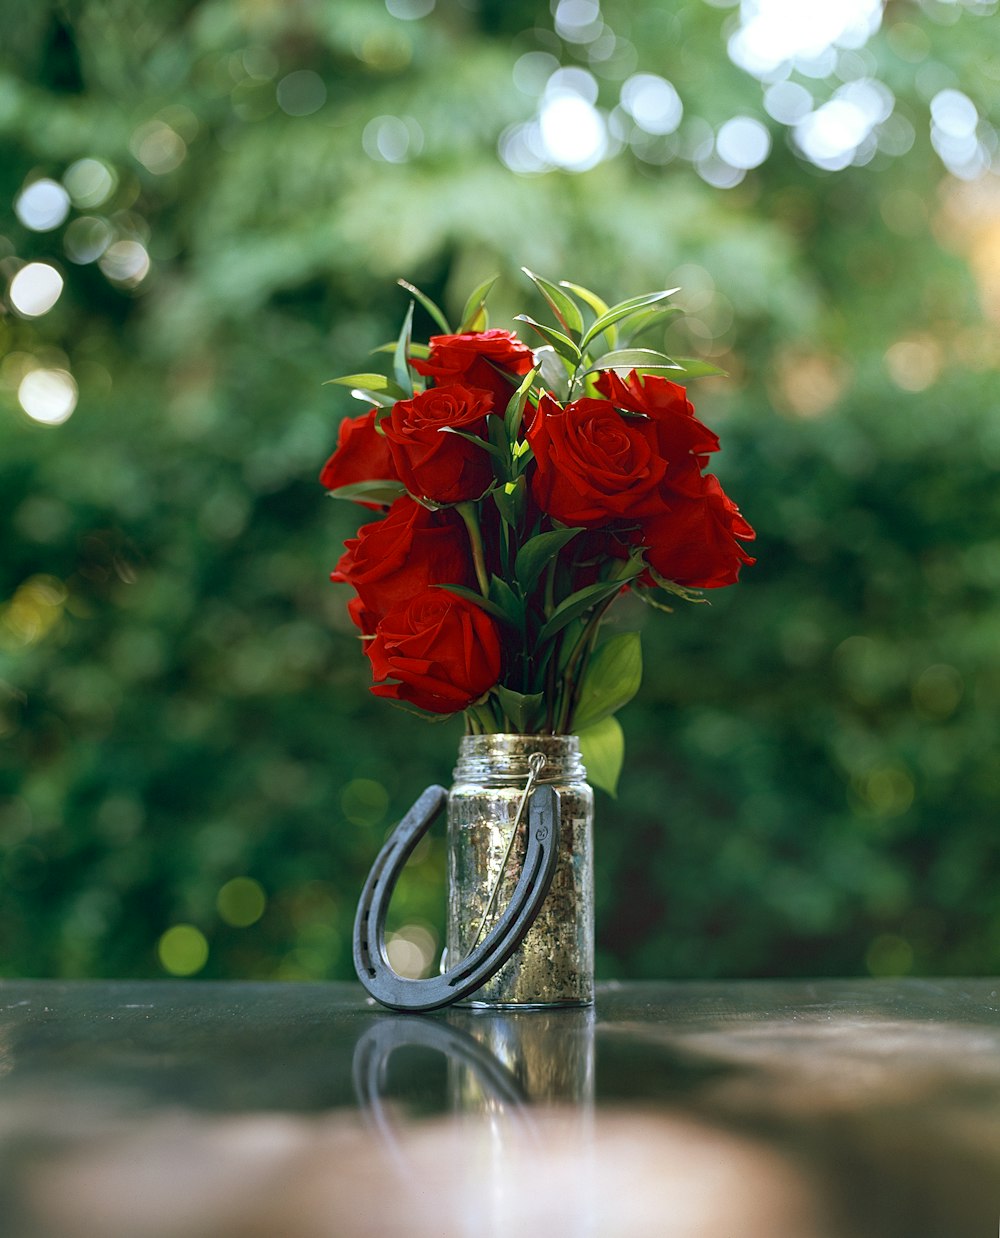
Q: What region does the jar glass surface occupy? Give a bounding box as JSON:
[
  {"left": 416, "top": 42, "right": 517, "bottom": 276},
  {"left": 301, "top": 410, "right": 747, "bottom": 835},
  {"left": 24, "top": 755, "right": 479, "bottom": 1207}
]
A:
[{"left": 446, "top": 734, "right": 594, "bottom": 1008}]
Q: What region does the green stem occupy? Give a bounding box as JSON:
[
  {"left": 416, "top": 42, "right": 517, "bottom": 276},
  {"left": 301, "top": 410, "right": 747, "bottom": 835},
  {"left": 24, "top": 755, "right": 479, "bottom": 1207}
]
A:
[
  {"left": 543, "top": 554, "right": 557, "bottom": 614},
  {"left": 457, "top": 502, "right": 490, "bottom": 598},
  {"left": 466, "top": 701, "right": 498, "bottom": 734},
  {"left": 567, "top": 352, "right": 586, "bottom": 401},
  {"left": 557, "top": 596, "right": 616, "bottom": 732}
]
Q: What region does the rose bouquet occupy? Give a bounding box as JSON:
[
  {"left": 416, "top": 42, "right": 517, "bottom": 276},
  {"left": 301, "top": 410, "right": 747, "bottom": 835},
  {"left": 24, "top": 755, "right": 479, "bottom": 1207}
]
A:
[{"left": 321, "top": 271, "right": 755, "bottom": 793}]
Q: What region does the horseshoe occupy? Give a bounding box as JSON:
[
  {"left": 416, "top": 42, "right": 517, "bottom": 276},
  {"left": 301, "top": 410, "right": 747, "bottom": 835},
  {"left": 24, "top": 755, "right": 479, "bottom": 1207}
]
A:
[{"left": 353, "top": 783, "right": 561, "bottom": 1012}]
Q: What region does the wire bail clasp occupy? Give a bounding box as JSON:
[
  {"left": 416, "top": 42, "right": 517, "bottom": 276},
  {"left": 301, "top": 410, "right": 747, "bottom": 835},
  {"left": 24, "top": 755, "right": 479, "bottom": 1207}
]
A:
[{"left": 470, "top": 751, "right": 548, "bottom": 951}]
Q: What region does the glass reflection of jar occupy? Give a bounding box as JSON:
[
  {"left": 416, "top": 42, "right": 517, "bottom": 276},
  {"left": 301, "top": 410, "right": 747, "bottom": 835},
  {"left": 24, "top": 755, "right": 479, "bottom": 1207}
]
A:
[{"left": 447, "top": 1007, "right": 596, "bottom": 1111}]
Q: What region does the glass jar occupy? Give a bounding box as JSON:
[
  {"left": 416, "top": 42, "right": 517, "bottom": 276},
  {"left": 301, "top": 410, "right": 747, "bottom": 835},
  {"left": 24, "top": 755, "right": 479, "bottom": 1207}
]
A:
[{"left": 446, "top": 733, "right": 594, "bottom": 1008}]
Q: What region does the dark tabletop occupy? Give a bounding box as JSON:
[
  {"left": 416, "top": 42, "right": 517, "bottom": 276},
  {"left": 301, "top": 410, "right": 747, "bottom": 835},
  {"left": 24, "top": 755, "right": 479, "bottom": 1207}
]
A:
[{"left": 1, "top": 977, "right": 998, "bottom": 1237}]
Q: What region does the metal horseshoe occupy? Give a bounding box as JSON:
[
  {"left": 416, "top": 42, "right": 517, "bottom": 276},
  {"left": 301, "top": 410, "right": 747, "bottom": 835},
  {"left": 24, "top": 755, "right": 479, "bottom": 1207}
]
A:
[{"left": 353, "top": 783, "right": 561, "bottom": 1012}]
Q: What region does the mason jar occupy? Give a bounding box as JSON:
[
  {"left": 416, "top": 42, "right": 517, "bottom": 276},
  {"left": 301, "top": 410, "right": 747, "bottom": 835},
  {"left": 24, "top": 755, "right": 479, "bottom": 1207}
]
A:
[{"left": 446, "top": 733, "right": 594, "bottom": 1008}]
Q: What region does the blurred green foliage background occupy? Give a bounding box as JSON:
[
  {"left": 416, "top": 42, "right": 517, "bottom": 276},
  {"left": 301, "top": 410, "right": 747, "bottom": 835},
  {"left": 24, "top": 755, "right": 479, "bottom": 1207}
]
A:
[{"left": 2, "top": 0, "right": 999, "bottom": 983}]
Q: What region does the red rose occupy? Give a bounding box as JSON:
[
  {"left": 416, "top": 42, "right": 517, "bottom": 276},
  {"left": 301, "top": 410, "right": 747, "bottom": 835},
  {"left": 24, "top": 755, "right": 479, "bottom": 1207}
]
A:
[
  {"left": 566, "top": 528, "right": 634, "bottom": 590},
  {"left": 527, "top": 392, "right": 671, "bottom": 527},
  {"left": 333, "top": 497, "right": 473, "bottom": 623},
  {"left": 319, "top": 409, "right": 399, "bottom": 506},
  {"left": 595, "top": 369, "right": 718, "bottom": 497},
  {"left": 347, "top": 594, "right": 379, "bottom": 638},
  {"left": 382, "top": 383, "right": 495, "bottom": 504},
  {"left": 411, "top": 329, "right": 534, "bottom": 413},
  {"left": 642, "top": 474, "right": 756, "bottom": 588},
  {"left": 366, "top": 588, "right": 503, "bottom": 714}
]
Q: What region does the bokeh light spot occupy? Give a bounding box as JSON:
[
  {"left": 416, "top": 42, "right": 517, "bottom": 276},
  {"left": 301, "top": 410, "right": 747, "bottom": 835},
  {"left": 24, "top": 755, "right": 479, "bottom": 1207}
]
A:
[
  {"left": 764, "top": 81, "right": 813, "bottom": 125},
  {"left": 539, "top": 92, "right": 607, "bottom": 170},
  {"left": 884, "top": 337, "right": 942, "bottom": 391},
  {"left": 554, "top": 0, "right": 604, "bottom": 44},
  {"left": 729, "top": 0, "right": 884, "bottom": 78},
  {"left": 513, "top": 51, "right": 561, "bottom": 96},
  {"left": 911, "top": 664, "right": 964, "bottom": 719},
  {"left": 930, "top": 88, "right": 990, "bottom": 179},
  {"left": 64, "top": 158, "right": 117, "bottom": 208},
  {"left": 852, "top": 766, "right": 916, "bottom": 818},
  {"left": 386, "top": 923, "right": 437, "bottom": 978},
  {"left": 217, "top": 877, "right": 267, "bottom": 927},
  {"left": 362, "top": 114, "right": 423, "bottom": 163},
  {"left": 931, "top": 88, "right": 979, "bottom": 139},
  {"left": 716, "top": 115, "right": 771, "bottom": 169},
  {"left": 130, "top": 120, "right": 187, "bottom": 174},
  {"left": 64, "top": 216, "right": 114, "bottom": 265},
  {"left": 18, "top": 369, "right": 78, "bottom": 425},
  {"left": 0, "top": 575, "right": 67, "bottom": 645},
  {"left": 866, "top": 933, "right": 914, "bottom": 977},
  {"left": 9, "top": 262, "right": 64, "bottom": 317},
  {"left": 794, "top": 79, "right": 894, "bottom": 170},
  {"left": 98, "top": 240, "right": 150, "bottom": 287},
  {"left": 547, "top": 66, "right": 599, "bottom": 104},
  {"left": 775, "top": 349, "right": 848, "bottom": 416},
  {"left": 242, "top": 46, "right": 279, "bottom": 80},
  {"left": 341, "top": 778, "right": 390, "bottom": 827},
  {"left": 385, "top": 0, "right": 435, "bottom": 17},
  {"left": 15, "top": 179, "right": 71, "bottom": 231},
  {"left": 157, "top": 924, "right": 209, "bottom": 975},
  {"left": 276, "top": 70, "right": 327, "bottom": 117},
  {"left": 620, "top": 73, "right": 682, "bottom": 135},
  {"left": 356, "top": 31, "right": 413, "bottom": 71}
]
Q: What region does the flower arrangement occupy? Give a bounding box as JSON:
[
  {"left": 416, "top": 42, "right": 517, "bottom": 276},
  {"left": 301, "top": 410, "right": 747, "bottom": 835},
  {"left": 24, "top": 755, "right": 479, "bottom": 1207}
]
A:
[{"left": 320, "top": 271, "right": 755, "bottom": 793}]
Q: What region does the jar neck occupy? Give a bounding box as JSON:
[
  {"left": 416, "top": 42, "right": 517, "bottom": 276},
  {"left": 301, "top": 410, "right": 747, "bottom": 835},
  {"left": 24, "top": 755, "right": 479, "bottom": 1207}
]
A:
[{"left": 454, "top": 734, "right": 586, "bottom": 785}]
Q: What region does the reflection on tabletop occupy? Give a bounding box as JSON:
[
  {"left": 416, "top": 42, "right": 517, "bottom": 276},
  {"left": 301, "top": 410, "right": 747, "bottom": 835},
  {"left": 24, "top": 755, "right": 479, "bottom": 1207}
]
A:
[{"left": 1, "top": 979, "right": 998, "bottom": 1237}]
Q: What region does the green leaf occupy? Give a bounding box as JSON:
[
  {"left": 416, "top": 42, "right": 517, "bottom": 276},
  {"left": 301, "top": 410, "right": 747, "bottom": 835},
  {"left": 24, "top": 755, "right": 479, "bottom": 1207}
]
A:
[
  {"left": 559, "top": 280, "right": 610, "bottom": 321},
  {"left": 346, "top": 388, "right": 397, "bottom": 408},
  {"left": 643, "top": 564, "right": 708, "bottom": 605},
  {"left": 514, "top": 526, "right": 583, "bottom": 594},
  {"left": 615, "top": 305, "right": 685, "bottom": 347},
  {"left": 581, "top": 289, "right": 679, "bottom": 351},
  {"left": 522, "top": 268, "right": 584, "bottom": 338},
  {"left": 576, "top": 716, "right": 625, "bottom": 797},
  {"left": 438, "top": 426, "right": 508, "bottom": 461},
  {"left": 488, "top": 575, "right": 526, "bottom": 629},
  {"left": 633, "top": 587, "right": 675, "bottom": 614},
  {"left": 671, "top": 356, "right": 729, "bottom": 380},
  {"left": 571, "top": 631, "right": 643, "bottom": 732},
  {"left": 324, "top": 372, "right": 398, "bottom": 393},
  {"left": 393, "top": 301, "right": 415, "bottom": 397},
  {"left": 504, "top": 366, "right": 537, "bottom": 442},
  {"left": 556, "top": 617, "right": 587, "bottom": 675},
  {"left": 513, "top": 315, "right": 581, "bottom": 365},
  {"left": 534, "top": 346, "right": 572, "bottom": 399},
  {"left": 486, "top": 414, "right": 512, "bottom": 482},
  {"left": 493, "top": 476, "right": 526, "bottom": 528},
  {"left": 465, "top": 304, "right": 488, "bottom": 332},
  {"left": 384, "top": 696, "right": 456, "bottom": 724},
  {"left": 372, "top": 340, "right": 430, "bottom": 360},
  {"left": 582, "top": 347, "right": 683, "bottom": 377},
  {"left": 494, "top": 685, "right": 545, "bottom": 732},
  {"left": 459, "top": 274, "right": 498, "bottom": 332},
  {"left": 435, "top": 583, "right": 513, "bottom": 627},
  {"left": 326, "top": 374, "right": 407, "bottom": 408},
  {"left": 397, "top": 279, "right": 452, "bottom": 335},
  {"left": 539, "top": 577, "right": 629, "bottom": 642},
  {"left": 325, "top": 479, "right": 405, "bottom": 505}
]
